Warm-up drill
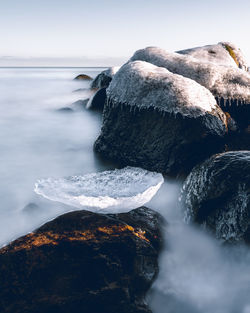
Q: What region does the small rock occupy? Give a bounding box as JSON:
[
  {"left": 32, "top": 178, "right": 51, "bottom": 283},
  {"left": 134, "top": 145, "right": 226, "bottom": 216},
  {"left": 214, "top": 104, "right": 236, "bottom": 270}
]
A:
[
  {"left": 57, "top": 107, "right": 74, "bottom": 113},
  {"left": 74, "top": 74, "right": 93, "bottom": 81}
]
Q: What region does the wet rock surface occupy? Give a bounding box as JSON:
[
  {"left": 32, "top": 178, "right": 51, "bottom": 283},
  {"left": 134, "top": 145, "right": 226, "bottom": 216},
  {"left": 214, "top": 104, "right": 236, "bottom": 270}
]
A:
[
  {"left": 86, "top": 88, "right": 107, "bottom": 111},
  {"left": 0, "top": 206, "right": 164, "bottom": 313},
  {"left": 95, "top": 61, "right": 227, "bottom": 176},
  {"left": 91, "top": 67, "right": 119, "bottom": 90},
  {"left": 180, "top": 151, "right": 250, "bottom": 243}
]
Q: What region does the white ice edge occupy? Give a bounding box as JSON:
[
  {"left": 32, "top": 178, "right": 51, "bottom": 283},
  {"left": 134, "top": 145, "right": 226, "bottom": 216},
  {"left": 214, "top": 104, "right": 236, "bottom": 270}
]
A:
[{"left": 34, "top": 167, "right": 164, "bottom": 213}]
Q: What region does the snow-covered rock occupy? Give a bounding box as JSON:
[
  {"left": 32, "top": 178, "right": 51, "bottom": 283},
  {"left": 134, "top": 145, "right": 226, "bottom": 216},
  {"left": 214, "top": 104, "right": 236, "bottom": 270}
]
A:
[
  {"left": 180, "top": 151, "right": 250, "bottom": 243},
  {"left": 34, "top": 166, "right": 164, "bottom": 213},
  {"left": 95, "top": 61, "right": 227, "bottom": 176},
  {"left": 177, "top": 42, "right": 248, "bottom": 71},
  {"left": 130, "top": 47, "right": 250, "bottom": 106},
  {"left": 91, "top": 67, "right": 120, "bottom": 90}
]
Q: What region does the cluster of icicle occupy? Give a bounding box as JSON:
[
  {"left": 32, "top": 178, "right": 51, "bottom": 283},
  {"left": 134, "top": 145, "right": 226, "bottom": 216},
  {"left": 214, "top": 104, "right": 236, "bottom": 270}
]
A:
[
  {"left": 106, "top": 60, "right": 220, "bottom": 119},
  {"left": 127, "top": 44, "right": 250, "bottom": 106}
]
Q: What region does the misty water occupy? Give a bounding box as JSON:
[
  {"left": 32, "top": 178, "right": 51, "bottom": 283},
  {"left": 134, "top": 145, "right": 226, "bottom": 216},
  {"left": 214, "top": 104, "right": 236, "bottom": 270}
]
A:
[{"left": 1, "top": 67, "right": 250, "bottom": 313}]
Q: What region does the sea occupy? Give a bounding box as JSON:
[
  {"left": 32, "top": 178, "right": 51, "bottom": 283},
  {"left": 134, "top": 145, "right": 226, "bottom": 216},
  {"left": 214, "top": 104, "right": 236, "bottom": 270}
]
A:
[{"left": 0, "top": 67, "right": 250, "bottom": 313}]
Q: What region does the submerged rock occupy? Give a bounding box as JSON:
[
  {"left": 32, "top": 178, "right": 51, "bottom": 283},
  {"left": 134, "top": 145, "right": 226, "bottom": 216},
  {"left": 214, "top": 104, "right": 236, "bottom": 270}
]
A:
[
  {"left": 74, "top": 74, "right": 93, "bottom": 80},
  {"left": 95, "top": 61, "right": 227, "bottom": 176},
  {"left": 177, "top": 41, "right": 248, "bottom": 71},
  {"left": 22, "top": 202, "right": 40, "bottom": 214},
  {"left": 57, "top": 107, "right": 74, "bottom": 113},
  {"left": 71, "top": 99, "right": 89, "bottom": 110},
  {"left": 91, "top": 67, "right": 120, "bottom": 90},
  {"left": 180, "top": 151, "right": 250, "bottom": 243},
  {"left": 0, "top": 206, "right": 165, "bottom": 313},
  {"left": 34, "top": 166, "right": 164, "bottom": 213},
  {"left": 86, "top": 88, "right": 107, "bottom": 111}
]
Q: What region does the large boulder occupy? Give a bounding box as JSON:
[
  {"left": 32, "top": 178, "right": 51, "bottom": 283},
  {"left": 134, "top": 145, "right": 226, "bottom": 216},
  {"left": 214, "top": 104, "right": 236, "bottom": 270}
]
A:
[
  {"left": 94, "top": 61, "right": 227, "bottom": 176},
  {"left": 130, "top": 47, "right": 250, "bottom": 104},
  {"left": 180, "top": 151, "right": 250, "bottom": 243},
  {"left": 177, "top": 42, "right": 249, "bottom": 71},
  {"left": 130, "top": 47, "right": 250, "bottom": 132},
  {"left": 91, "top": 67, "right": 120, "bottom": 90},
  {"left": 0, "top": 206, "right": 165, "bottom": 313}
]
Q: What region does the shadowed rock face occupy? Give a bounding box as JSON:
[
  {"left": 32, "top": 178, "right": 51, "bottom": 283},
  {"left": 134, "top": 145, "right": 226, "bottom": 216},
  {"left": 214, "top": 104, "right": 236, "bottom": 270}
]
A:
[
  {"left": 95, "top": 61, "right": 227, "bottom": 176},
  {"left": 91, "top": 67, "right": 120, "bottom": 90},
  {"left": 86, "top": 88, "right": 107, "bottom": 111},
  {"left": 180, "top": 151, "right": 250, "bottom": 243},
  {"left": 0, "top": 207, "right": 164, "bottom": 313}
]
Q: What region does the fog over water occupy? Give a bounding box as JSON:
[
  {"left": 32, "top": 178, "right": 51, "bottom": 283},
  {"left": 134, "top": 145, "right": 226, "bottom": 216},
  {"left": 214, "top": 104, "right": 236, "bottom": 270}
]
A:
[
  {"left": 0, "top": 67, "right": 106, "bottom": 244},
  {"left": 0, "top": 67, "right": 250, "bottom": 313}
]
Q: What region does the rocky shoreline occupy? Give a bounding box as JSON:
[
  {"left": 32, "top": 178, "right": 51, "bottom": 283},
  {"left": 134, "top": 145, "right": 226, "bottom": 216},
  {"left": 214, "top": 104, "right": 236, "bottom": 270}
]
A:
[{"left": 1, "top": 41, "right": 249, "bottom": 312}]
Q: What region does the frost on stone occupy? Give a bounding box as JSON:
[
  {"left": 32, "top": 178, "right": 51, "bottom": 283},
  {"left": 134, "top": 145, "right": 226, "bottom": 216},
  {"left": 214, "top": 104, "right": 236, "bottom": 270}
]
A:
[
  {"left": 130, "top": 47, "right": 250, "bottom": 105},
  {"left": 177, "top": 42, "right": 249, "bottom": 71},
  {"left": 106, "top": 60, "right": 221, "bottom": 118},
  {"left": 34, "top": 167, "right": 164, "bottom": 213},
  {"left": 91, "top": 67, "right": 120, "bottom": 90}
]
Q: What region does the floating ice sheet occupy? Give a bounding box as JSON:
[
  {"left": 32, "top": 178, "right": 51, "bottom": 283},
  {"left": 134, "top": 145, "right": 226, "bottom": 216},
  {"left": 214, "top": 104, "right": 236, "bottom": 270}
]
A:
[{"left": 34, "top": 167, "right": 164, "bottom": 213}]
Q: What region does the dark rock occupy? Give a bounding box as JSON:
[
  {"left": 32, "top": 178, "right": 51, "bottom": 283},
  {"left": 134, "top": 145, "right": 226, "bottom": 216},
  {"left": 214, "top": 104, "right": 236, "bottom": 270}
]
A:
[
  {"left": 86, "top": 88, "right": 106, "bottom": 111},
  {"left": 215, "top": 95, "right": 249, "bottom": 127},
  {"left": 0, "top": 206, "right": 164, "bottom": 313},
  {"left": 94, "top": 61, "right": 227, "bottom": 177},
  {"left": 131, "top": 46, "right": 250, "bottom": 152},
  {"left": 180, "top": 151, "right": 250, "bottom": 243},
  {"left": 91, "top": 67, "right": 119, "bottom": 90},
  {"left": 74, "top": 74, "right": 93, "bottom": 81}
]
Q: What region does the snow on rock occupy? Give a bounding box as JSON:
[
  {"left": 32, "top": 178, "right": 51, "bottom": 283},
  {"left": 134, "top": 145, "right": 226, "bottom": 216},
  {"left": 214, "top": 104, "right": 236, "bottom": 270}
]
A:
[
  {"left": 220, "top": 41, "right": 249, "bottom": 71},
  {"left": 34, "top": 167, "right": 164, "bottom": 213},
  {"left": 91, "top": 67, "right": 120, "bottom": 90},
  {"left": 177, "top": 42, "right": 248, "bottom": 70},
  {"left": 180, "top": 151, "right": 250, "bottom": 243},
  {"left": 130, "top": 47, "right": 250, "bottom": 105},
  {"left": 107, "top": 60, "right": 219, "bottom": 118},
  {"left": 95, "top": 61, "right": 227, "bottom": 176}
]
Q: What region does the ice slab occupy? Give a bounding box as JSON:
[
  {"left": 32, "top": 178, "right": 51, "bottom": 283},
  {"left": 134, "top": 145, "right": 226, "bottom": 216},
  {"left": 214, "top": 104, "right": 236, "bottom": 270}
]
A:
[{"left": 34, "top": 167, "right": 164, "bottom": 213}]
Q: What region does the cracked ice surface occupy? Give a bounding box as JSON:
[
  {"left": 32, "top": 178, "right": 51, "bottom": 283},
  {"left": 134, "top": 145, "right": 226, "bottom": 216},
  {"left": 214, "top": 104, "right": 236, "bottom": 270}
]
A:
[{"left": 34, "top": 167, "right": 164, "bottom": 213}]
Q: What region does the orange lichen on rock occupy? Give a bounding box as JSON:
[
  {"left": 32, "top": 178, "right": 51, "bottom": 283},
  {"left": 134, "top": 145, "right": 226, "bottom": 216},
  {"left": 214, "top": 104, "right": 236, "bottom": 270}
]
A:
[
  {"left": 223, "top": 44, "right": 240, "bottom": 67},
  {"left": 98, "top": 225, "right": 149, "bottom": 242},
  {"left": 1, "top": 224, "right": 149, "bottom": 253}
]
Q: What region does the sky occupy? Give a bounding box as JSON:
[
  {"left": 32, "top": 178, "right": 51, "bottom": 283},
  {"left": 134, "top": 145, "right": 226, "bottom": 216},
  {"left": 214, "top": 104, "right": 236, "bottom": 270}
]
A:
[{"left": 0, "top": 0, "right": 250, "bottom": 66}]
